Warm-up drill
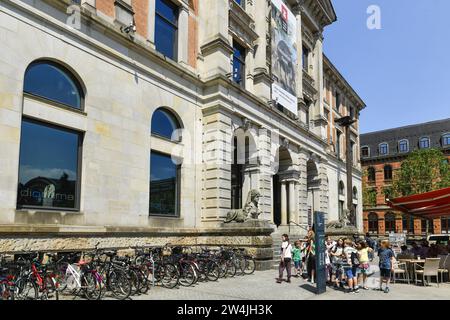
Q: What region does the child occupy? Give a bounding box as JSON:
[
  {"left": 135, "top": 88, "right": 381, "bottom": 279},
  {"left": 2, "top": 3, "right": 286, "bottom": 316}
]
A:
[
  {"left": 277, "top": 234, "right": 292, "bottom": 283},
  {"left": 357, "top": 240, "right": 373, "bottom": 290},
  {"left": 292, "top": 241, "right": 302, "bottom": 277},
  {"left": 378, "top": 240, "right": 395, "bottom": 293},
  {"left": 343, "top": 239, "right": 360, "bottom": 294},
  {"left": 330, "top": 238, "right": 345, "bottom": 289}
]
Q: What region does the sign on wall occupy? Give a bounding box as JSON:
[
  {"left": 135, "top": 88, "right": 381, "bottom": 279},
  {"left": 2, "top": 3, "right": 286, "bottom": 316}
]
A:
[{"left": 271, "top": 0, "right": 298, "bottom": 114}]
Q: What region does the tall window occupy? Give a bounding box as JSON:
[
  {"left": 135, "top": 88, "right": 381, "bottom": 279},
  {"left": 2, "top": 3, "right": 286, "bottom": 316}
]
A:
[
  {"left": 339, "top": 181, "right": 345, "bottom": 195},
  {"left": 368, "top": 213, "right": 378, "bottom": 234},
  {"left": 335, "top": 91, "right": 341, "bottom": 111},
  {"left": 442, "top": 217, "right": 450, "bottom": 234},
  {"left": 151, "top": 108, "right": 182, "bottom": 141},
  {"left": 155, "top": 0, "right": 178, "bottom": 60},
  {"left": 379, "top": 143, "right": 389, "bottom": 155},
  {"left": 24, "top": 60, "right": 84, "bottom": 110},
  {"left": 17, "top": 119, "right": 82, "bottom": 210},
  {"left": 336, "top": 131, "right": 341, "bottom": 159},
  {"left": 442, "top": 134, "right": 450, "bottom": 147},
  {"left": 234, "top": 0, "right": 245, "bottom": 8},
  {"left": 384, "top": 165, "right": 393, "bottom": 180},
  {"left": 149, "top": 151, "right": 180, "bottom": 216},
  {"left": 231, "top": 136, "right": 244, "bottom": 209},
  {"left": 302, "top": 46, "right": 310, "bottom": 71},
  {"left": 361, "top": 146, "right": 370, "bottom": 158},
  {"left": 398, "top": 139, "right": 409, "bottom": 153},
  {"left": 233, "top": 40, "right": 246, "bottom": 87},
  {"left": 419, "top": 137, "right": 430, "bottom": 149},
  {"left": 403, "top": 215, "right": 414, "bottom": 234},
  {"left": 353, "top": 186, "right": 358, "bottom": 200},
  {"left": 367, "top": 167, "right": 376, "bottom": 183},
  {"left": 338, "top": 200, "right": 344, "bottom": 219},
  {"left": 385, "top": 212, "right": 396, "bottom": 233}
]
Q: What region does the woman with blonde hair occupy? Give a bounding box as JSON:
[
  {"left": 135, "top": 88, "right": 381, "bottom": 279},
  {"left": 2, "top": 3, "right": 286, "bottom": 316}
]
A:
[{"left": 378, "top": 240, "right": 395, "bottom": 293}]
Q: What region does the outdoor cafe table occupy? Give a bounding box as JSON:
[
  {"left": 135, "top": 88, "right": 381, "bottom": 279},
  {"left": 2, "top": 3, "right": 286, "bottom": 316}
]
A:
[{"left": 398, "top": 259, "right": 426, "bottom": 282}]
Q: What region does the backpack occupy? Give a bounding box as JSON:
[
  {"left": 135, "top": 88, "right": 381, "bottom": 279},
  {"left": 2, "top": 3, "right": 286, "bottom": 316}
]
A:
[{"left": 350, "top": 251, "right": 360, "bottom": 266}]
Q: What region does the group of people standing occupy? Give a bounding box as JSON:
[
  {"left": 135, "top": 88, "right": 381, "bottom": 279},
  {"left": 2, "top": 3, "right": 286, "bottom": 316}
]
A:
[{"left": 277, "top": 232, "right": 396, "bottom": 294}]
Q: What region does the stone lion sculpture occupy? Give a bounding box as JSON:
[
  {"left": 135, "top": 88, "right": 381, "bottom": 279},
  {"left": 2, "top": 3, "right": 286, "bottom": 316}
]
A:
[
  {"left": 326, "top": 209, "right": 353, "bottom": 230},
  {"left": 224, "top": 190, "right": 262, "bottom": 223}
]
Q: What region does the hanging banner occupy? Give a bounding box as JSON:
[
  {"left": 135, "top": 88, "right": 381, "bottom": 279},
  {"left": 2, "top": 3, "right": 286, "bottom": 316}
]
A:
[{"left": 271, "top": 0, "right": 298, "bottom": 114}]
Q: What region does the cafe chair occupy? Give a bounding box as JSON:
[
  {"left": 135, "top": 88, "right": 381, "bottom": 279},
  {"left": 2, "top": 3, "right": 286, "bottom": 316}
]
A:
[
  {"left": 414, "top": 258, "right": 441, "bottom": 287},
  {"left": 438, "top": 255, "right": 449, "bottom": 283},
  {"left": 392, "top": 261, "right": 410, "bottom": 284}
]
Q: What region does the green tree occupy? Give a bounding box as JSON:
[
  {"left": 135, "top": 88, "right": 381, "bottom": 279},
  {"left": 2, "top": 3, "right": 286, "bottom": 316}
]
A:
[
  {"left": 392, "top": 148, "right": 450, "bottom": 197},
  {"left": 362, "top": 168, "right": 377, "bottom": 207}
]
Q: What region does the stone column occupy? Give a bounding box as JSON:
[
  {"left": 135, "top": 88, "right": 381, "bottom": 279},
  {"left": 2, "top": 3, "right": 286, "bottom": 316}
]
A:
[
  {"left": 298, "top": 148, "right": 309, "bottom": 226},
  {"left": 147, "top": 0, "right": 156, "bottom": 48},
  {"left": 258, "top": 128, "right": 274, "bottom": 222},
  {"left": 281, "top": 180, "right": 287, "bottom": 226},
  {"left": 177, "top": 5, "right": 189, "bottom": 66},
  {"left": 288, "top": 181, "right": 296, "bottom": 225}
]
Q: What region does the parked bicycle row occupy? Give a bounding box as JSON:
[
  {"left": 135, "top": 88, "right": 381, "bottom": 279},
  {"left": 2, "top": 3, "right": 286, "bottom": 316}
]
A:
[{"left": 0, "top": 244, "right": 256, "bottom": 300}]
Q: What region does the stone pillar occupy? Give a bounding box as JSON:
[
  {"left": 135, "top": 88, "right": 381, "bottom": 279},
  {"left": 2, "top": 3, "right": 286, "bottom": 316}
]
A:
[
  {"left": 147, "top": 0, "right": 156, "bottom": 48},
  {"left": 281, "top": 181, "right": 287, "bottom": 226},
  {"left": 258, "top": 128, "right": 274, "bottom": 222},
  {"left": 288, "top": 181, "right": 296, "bottom": 225},
  {"left": 298, "top": 148, "right": 309, "bottom": 226},
  {"left": 177, "top": 5, "right": 189, "bottom": 66},
  {"left": 318, "top": 158, "right": 329, "bottom": 216}
]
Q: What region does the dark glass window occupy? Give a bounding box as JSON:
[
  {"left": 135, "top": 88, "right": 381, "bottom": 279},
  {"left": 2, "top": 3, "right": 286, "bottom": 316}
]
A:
[
  {"left": 353, "top": 187, "right": 358, "bottom": 200},
  {"left": 336, "top": 131, "right": 341, "bottom": 159},
  {"left": 361, "top": 146, "right": 369, "bottom": 158},
  {"left": 335, "top": 91, "right": 341, "bottom": 111},
  {"left": 367, "top": 167, "right": 376, "bottom": 182},
  {"left": 17, "top": 119, "right": 81, "bottom": 210},
  {"left": 402, "top": 215, "right": 415, "bottom": 234},
  {"left": 399, "top": 140, "right": 409, "bottom": 153},
  {"left": 385, "top": 213, "right": 396, "bottom": 233},
  {"left": 368, "top": 213, "right": 378, "bottom": 233},
  {"left": 234, "top": 0, "right": 245, "bottom": 8},
  {"left": 24, "top": 61, "right": 83, "bottom": 109},
  {"left": 151, "top": 108, "right": 181, "bottom": 141},
  {"left": 302, "top": 46, "right": 309, "bottom": 71},
  {"left": 379, "top": 143, "right": 389, "bottom": 155},
  {"left": 443, "top": 134, "right": 450, "bottom": 146},
  {"left": 155, "top": 0, "right": 178, "bottom": 60},
  {"left": 442, "top": 217, "right": 450, "bottom": 234},
  {"left": 420, "top": 137, "right": 430, "bottom": 149},
  {"left": 339, "top": 181, "right": 345, "bottom": 195},
  {"left": 384, "top": 165, "right": 393, "bottom": 180},
  {"left": 231, "top": 137, "right": 243, "bottom": 209},
  {"left": 233, "top": 40, "right": 246, "bottom": 87},
  {"left": 149, "top": 151, "right": 180, "bottom": 216}
]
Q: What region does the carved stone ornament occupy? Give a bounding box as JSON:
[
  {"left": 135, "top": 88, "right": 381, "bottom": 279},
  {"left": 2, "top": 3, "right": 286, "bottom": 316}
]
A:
[{"left": 224, "top": 189, "right": 262, "bottom": 223}]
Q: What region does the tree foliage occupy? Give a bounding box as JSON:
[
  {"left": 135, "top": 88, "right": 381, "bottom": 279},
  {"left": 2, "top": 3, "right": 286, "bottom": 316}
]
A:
[
  {"left": 362, "top": 168, "right": 377, "bottom": 207},
  {"left": 392, "top": 149, "right": 450, "bottom": 197}
]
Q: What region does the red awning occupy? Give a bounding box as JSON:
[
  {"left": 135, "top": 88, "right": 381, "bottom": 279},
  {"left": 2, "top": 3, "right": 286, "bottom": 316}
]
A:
[{"left": 386, "top": 187, "right": 450, "bottom": 218}]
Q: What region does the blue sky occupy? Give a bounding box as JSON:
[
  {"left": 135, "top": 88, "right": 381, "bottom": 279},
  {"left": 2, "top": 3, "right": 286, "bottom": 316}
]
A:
[{"left": 323, "top": 0, "right": 450, "bottom": 134}]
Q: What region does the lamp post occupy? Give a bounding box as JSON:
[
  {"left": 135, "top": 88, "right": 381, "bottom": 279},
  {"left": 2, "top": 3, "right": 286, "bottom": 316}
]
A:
[{"left": 335, "top": 115, "right": 357, "bottom": 226}]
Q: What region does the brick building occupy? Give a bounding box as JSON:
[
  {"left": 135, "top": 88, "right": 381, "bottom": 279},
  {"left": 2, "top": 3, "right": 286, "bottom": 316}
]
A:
[{"left": 360, "top": 119, "right": 450, "bottom": 239}]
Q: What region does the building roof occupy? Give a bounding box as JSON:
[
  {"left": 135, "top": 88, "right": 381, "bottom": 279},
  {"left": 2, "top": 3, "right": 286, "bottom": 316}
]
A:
[{"left": 360, "top": 118, "right": 450, "bottom": 160}]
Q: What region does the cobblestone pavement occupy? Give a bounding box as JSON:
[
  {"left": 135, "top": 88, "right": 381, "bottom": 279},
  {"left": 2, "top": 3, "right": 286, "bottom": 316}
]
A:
[{"left": 63, "top": 263, "right": 450, "bottom": 300}]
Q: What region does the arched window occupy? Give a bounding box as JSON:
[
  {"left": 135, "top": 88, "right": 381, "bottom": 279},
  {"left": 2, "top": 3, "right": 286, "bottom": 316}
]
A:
[
  {"left": 353, "top": 186, "right": 358, "bottom": 200},
  {"left": 402, "top": 214, "right": 414, "bottom": 234},
  {"left": 151, "top": 108, "right": 182, "bottom": 141},
  {"left": 419, "top": 137, "right": 430, "bottom": 149},
  {"left": 361, "top": 146, "right": 370, "bottom": 158},
  {"left": 368, "top": 213, "right": 378, "bottom": 234},
  {"left": 367, "top": 167, "right": 376, "bottom": 183},
  {"left": 339, "top": 181, "right": 345, "bottom": 195},
  {"left": 379, "top": 143, "right": 389, "bottom": 155},
  {"left": 442, "top": 134, "right": 450, "bottom": 147},
  {"left": 398, "top": 140, "right": 409, "bottom": 153},
  {"left": 385, "top": 212, "right": 396, "bottom": 233},
  {"left": 384, "top": 165, "right": 393, "bottom": 180},
  {"left": 24, "top": 60, "right": 84, "bottom": 110}
]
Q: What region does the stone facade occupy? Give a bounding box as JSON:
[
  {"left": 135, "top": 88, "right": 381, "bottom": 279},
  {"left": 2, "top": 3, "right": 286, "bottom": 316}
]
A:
[{"left": 0, "top": 0, "right": 365, "bottom": 264}]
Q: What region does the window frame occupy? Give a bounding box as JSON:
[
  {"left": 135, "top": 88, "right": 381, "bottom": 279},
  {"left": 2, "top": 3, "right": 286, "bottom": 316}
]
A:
[
  {"left": 367, "top": 167, "right": 376, "bottom": 183},
  {"left": 24, "top": 60, "right": 85, "bottom": 111},
  {"left": 232, "top": 40, "right": 246, "bottom": 88},
  {"left": 419, "top": 136, "right": 430, "bottom": 149},
  {"left": 151, "top": 107, "right": 183, "bottom": 142},
  {"left": 368, "top": 212, "right": 378, "bottom": 234},
  {"left": 384, "top": 165, "right": 393, "bottom": 181},
  {"left": 379, "top": 142, "right": 389, "bottom": 156},
  {"left": 361, "top": 146, "right": 370, "bottom": 158},
  {"left": 155, "top": 0, "right": 179, "bottom": 61},
  {"left": 442, "top": 133, "right": 450, "bottom": 147},
  {"left": 16, "top": 117, "right": 83, "bottom": 212},
  {"left": 149, "top": 150, "right": 181, "bottom": 218},
  {"left": 384, "top": 212, "right": 396, "bottom": 233},
  {"left": 398, "top": 139, "right": 409, "bottom": 153}
]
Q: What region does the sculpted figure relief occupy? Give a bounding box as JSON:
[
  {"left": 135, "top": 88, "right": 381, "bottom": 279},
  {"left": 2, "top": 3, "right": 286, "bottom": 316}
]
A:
[
  {"left": 326, "top": 209, "right": 354, "bottom": 230},
  {"left": 225, "top": 190, "right": 262, "bottom": 223}
]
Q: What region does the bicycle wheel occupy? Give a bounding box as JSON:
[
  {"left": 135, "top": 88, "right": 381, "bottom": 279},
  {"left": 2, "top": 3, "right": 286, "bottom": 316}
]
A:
[
  {"left": 218, "top": 260, "right": 228, "bottom": 278},
  {"left": 160, "top": 263, "right": 179, "bottom": 289},
  {"left": 82, "top": 272, "right": 102, "bottom": 300},
  {"left": 137, "top": 269, "right": 150, "bottom": 294},
  {"left": 128, "top": 269, "right": 141, "bottom": 296},
  {"left": 108, "top": 270, "right": 132, "bottom": 300},
  {"left": 44, "top": 274, "right": 59, "bottom": 300},
  {"left": 225, "top": 260, "right": 237, "bottom": 277},
  {"left": 206, "top": 261, "right": 220, "bottom": 282},
  {"left": 242, "top": 256, "right": 256, "bottom": 275},
  {"left": 178, "top": 263, "right": 196, "bottom": 287},
  {"left": 14, "top": 277, "right": 38, "bottom": 300}
]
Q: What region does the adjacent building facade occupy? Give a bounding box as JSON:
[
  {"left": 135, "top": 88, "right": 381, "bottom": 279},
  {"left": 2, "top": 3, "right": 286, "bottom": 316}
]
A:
[
  {"left": 361, "top": 119, "right": 450, "bottom": 239},
  {"left": 0, "top": 0, "right": 365, "bottom": 255}
]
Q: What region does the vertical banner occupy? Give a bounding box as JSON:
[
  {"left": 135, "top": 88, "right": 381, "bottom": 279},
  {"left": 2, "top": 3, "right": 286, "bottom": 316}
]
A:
[
  {"left": 271, "top": 0, "right": 298, "bottom": 114},
  {"left": 314, "top": 211, "right": 327, "bottom": 295}
]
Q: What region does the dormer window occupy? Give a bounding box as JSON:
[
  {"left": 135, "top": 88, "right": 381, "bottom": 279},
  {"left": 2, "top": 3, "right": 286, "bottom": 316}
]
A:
[
  {"left": 398, "top": 139, "right": 409, "bottom": 153},
  {"left": 379, "top": 143, "right": 389, "bottom": 156},
  {"left": 419, "top": 137, "right": 430, "bottom": 149},
  {"left": 443, "top": 134, "right": 450, "bottom": 147},
  {"left": 361, "top": 146, "right": 370, "bottom": 158}
]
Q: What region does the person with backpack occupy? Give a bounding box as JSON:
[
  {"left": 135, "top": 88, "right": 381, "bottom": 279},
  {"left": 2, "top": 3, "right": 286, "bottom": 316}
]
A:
[
  {"left": 343, "top": 239, "right": 360, "bottom": 294},
  {"left": 305, "top": 231, "right": 316, "bottom": 283},
  {"left": 277, "top": 234, "right": 293, "bottom": 283},
  {"left": 357, "top": 240, "right": 373, "bottom": 290},
  {"left": 330, "top": 238, "right": 345, "bottom": 289},
  {"left": 377, "top": 240, "right": 395, "bottom": 293}
]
